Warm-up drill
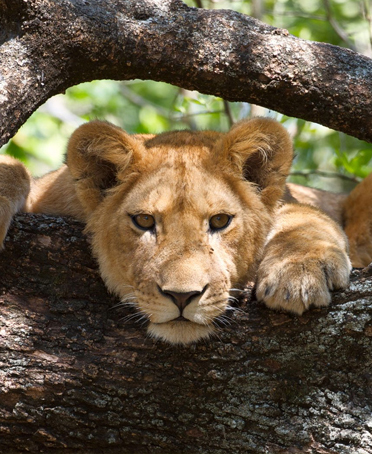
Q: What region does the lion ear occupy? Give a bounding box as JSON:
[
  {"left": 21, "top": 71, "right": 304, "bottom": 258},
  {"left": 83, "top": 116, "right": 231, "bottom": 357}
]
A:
[
  {"left": 66, "top": 120, "right": 141, "bottom": 214},
  {"left": 220, "top": 118, "right": 293, "bottom": 209}
]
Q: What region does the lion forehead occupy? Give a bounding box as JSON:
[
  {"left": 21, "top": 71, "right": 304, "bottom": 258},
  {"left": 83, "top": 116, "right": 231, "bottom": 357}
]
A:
[{"left": 122, "top": 163, "right": 244, "bottom": 218}]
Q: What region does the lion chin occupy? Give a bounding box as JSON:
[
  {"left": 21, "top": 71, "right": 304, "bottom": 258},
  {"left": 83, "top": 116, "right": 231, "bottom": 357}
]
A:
[{"left": 147, "top": 321, "right": 215, "bottom": 345}]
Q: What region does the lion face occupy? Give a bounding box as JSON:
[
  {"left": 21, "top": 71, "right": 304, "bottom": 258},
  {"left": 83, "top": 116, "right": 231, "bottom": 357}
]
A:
[{"left": 67, "top": 118, "right": 293, "bottom": 344}]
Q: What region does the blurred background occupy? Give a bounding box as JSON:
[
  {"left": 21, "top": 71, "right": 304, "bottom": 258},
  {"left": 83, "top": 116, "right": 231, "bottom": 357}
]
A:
[{"left": 1, "top": 0, "right": 371, "bottom": 193}]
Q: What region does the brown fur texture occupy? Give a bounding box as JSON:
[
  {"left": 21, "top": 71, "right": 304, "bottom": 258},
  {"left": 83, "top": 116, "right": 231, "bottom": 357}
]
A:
[{"left": 0, "top": 118, "right": 365, "bottom": 344}]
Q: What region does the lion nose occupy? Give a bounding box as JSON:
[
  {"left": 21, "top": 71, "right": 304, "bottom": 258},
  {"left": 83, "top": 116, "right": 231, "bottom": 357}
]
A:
[{"left": 159, "top": 285, "right": 208, "bottom": 312}]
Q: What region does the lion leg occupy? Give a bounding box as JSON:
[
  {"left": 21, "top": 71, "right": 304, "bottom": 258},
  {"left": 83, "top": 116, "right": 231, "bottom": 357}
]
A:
[
  {"left": 0, "top": 155, "right": 31, "bottom": 249},
  {"left": 343, "top": 173, "right": 372, "bottom": 267},
  {"left": 256, "top": 203, "right": 351, "bottom": 315}
]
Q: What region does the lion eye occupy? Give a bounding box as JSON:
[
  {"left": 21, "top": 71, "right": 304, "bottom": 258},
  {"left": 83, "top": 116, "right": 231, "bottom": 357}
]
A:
[
  {"left": 132, "top": 214, "right": 155, "bottom": 231},
  {"left": 209, "top": 214, "right": 232, "bottom": 232}
]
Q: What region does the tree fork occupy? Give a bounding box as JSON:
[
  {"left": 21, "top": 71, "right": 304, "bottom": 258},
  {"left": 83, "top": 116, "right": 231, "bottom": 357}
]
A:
[
  {"left": 1, "top": 0, "right": 372, "bottom": 145},
  {"left": 0, "top": 213, "right": 371, "bottom": 453}
]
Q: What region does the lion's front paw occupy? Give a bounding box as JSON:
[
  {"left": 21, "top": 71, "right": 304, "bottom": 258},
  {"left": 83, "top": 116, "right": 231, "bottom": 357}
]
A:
[
  {"left": 256, "top": 246, "right": 351, "bottom": 315},
  {"left": 0, "top": 196, "right": 13, "bottom": 250}
]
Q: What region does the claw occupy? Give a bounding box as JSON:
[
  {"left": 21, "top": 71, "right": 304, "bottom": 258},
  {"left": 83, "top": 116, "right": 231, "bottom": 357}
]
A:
[
  {"left": 264, "top": 285, "right": 273, "bottom": 297},
  {"left": 301, "top": 289, "right": 309, "bottom": 305}
]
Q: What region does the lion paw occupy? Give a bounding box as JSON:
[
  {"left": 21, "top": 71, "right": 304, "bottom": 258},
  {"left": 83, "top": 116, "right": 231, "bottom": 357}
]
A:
[
  {"left": 256, "top": 247, "right": 351, "bottom": 315},
  {"left": 0, "top": 196, "right": 13, "bottom": 250}
]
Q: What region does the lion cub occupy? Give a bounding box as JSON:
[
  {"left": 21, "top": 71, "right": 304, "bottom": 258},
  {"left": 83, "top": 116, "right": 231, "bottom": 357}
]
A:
[{"left": 0, "top": 118, "right": 370, "bottom": 345}]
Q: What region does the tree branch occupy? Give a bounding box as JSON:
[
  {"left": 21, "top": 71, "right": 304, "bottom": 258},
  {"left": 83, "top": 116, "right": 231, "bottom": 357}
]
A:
[
  {"left": 1, "top": 0, "right": 372, "bottom": 146},
  {"left": 1, "top": 213, "right": 372, "bottom": 453}
]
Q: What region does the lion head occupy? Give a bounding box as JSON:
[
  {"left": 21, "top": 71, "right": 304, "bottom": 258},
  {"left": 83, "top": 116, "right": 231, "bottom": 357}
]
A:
[{"left": 66, "top": 118, "right": 293, "bottom": 345}]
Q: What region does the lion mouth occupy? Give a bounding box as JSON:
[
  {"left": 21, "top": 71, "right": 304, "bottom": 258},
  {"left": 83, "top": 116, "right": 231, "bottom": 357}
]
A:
[
  {"left": 172, "top": 316, "right": 190, "bottom": 322},
  {"left": 152, "top": 315, "right": 194, "bottom": 324}
]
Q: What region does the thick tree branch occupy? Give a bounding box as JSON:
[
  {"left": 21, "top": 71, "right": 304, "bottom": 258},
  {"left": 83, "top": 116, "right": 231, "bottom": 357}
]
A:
[
  {"left": 0, "top": 213, "right": 372, "bottom": 453},
  {"left": 1, "top": 0, "right": 372, "bottom": 146}
]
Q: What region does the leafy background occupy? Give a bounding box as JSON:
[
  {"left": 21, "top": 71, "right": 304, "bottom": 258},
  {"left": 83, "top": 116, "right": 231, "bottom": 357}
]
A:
[{"left": 1, "top": 0, "right": 371, "bottom": 192}]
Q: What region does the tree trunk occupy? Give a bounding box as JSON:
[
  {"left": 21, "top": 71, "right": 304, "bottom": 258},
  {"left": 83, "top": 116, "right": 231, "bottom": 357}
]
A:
[
  {"left": 0, "top": 213, "right": 372, "bottom": 453},
  {"left": 1, "top": 0, "right": 372, "bottom": 145}
]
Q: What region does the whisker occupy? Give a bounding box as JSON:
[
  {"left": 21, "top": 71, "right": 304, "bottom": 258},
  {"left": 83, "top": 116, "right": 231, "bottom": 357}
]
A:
[
  {"left": 226, "top": 302, "right": 245, "bottom": 313},
  {"left": 210, "top": 326, "right": 223, "bottom": 343},
  {"left": 120, "top": 312, "right": 145, "bottom": 323},
  {"left": 139, "top": 316, "right": 150, "bottom": 328},
  {"left": 214, "top": 316, "right": 231, "bottom": 327},
  {"left": 110, "top": 301, "right": 137, "bottom": 311},
  {"left": 110, "top": 292, "right": 138, "bottom": 311},
  {"left": 203, "top": 316, "right": 215, "bottom": 326},
  {"left": 201, "top": 297, "right": 229, "bottom": 307},
  {"left": 121, "top": 310, "right": 150, "bottom": 325},
  {"left": 228, "top": 295, "right": 239, "bottom": 304},
  {"left": 120, "top": 294, "right": 137, "bottom": 301}
]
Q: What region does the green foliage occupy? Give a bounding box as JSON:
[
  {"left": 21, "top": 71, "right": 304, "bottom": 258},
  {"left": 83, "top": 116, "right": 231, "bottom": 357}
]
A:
[
  {"left": 1, "top": 0, "right": 371, "bottom": 190},
  {"left": 335, "top": 148, "right": 372, "bottom": 178}
]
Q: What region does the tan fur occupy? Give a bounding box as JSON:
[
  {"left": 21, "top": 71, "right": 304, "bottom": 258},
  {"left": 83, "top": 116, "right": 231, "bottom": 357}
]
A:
[
  {"left": 0, "top": 118, "right": 366, "bottom": 345},
  {"left": 342, "top": 174, "right": 372, "bottom": 267}
]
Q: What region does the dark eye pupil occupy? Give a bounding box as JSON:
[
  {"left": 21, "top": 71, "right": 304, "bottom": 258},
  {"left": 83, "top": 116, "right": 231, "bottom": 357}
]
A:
[
  {"left": 209, "top": 214, "right": 231, "bottom": 231},
  {"left": 133, "top": 214, "right": 155, "bottom": 230}
]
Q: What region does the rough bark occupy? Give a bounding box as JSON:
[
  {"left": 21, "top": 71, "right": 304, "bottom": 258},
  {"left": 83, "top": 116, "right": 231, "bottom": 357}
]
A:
[
  {"left": 1, "top": 0, "right": 372, "bottom": 146},
  {"left": 0, "top": 213, "right": 372, "bottom": 454}
]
